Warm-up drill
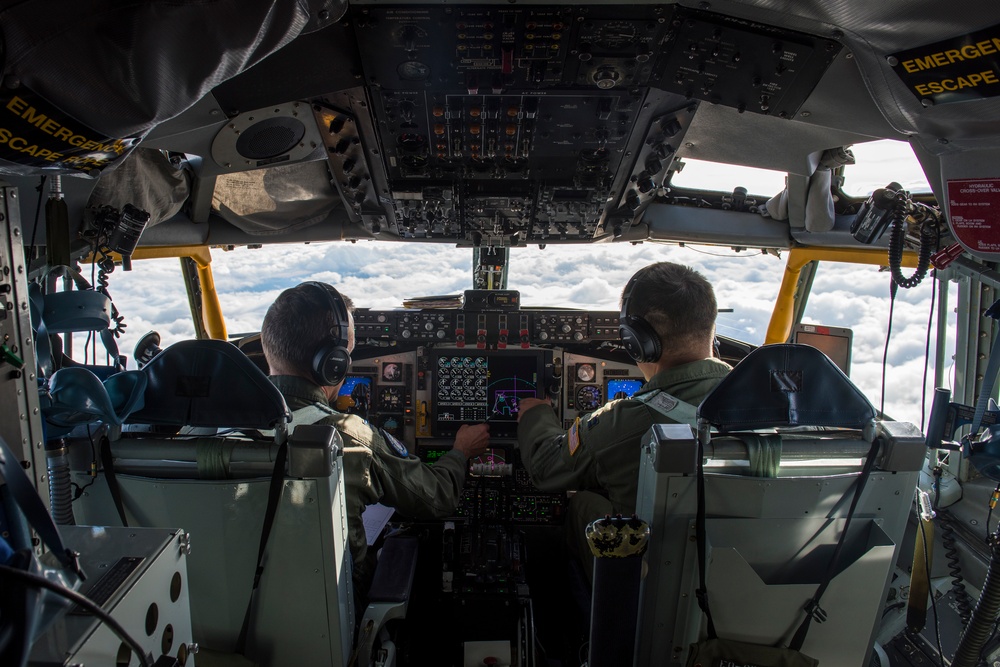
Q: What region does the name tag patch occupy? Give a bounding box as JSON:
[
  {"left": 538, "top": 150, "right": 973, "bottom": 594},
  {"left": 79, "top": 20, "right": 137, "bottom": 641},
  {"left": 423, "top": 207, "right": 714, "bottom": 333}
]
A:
[{"left": 649, "top": 393, "right": 679, "bottom": 413}]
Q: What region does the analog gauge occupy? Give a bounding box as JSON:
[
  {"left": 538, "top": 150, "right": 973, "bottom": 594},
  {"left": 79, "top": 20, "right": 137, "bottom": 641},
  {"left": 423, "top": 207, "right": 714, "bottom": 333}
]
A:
[
  {"left": 576, "top": 363, "right": 597, "bottom": 382},
  {"left": 382, "top": 362, "right": 402, "bottom": 382},
  {"left": 597, "top": 21, "right": 637, "bottom": 51},
  {"left": 397, "top": 60, "right": 430, "bottom": 81},
  {"left": 576, "top": 385, "right": 602, "bottom": 411},
  {"left": 380, "top": 387, "right": 404, "bottom": 410}
]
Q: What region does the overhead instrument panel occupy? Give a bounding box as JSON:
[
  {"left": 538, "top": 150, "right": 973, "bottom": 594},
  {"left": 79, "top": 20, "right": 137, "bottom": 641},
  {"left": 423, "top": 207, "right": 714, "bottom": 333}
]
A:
[
  {"left": 331, "top": 3, "right": 841, "bottom": 244},
  {"left": 652, "top": 7, "right": 843, "bottom": 119}
]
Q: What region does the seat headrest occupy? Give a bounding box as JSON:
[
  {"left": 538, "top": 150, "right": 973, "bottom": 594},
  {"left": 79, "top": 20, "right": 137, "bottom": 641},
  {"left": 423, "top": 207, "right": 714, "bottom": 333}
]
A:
[
  {"left": 43, "top": 368, "right": 147, "bottom": 432},
  {"left": 128, "top": 339, "right": 290, "bottom": 429},
  {"left": 698, "top": 344, "right": 875, "bottom": 432}
]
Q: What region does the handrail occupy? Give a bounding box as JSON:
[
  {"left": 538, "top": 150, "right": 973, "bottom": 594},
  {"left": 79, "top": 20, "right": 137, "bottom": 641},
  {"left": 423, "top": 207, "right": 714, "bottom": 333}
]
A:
[{"left": 765, "top": 247, "right": 918, "bottom": 345}]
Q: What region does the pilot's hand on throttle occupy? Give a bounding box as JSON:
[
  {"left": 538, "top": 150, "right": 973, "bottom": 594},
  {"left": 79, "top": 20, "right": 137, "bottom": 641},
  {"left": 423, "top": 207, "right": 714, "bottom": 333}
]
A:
[
  {"left": 516, "top": 397, "right": 552, "bottom": 422},
  {"left": 452, "top": 423, "right": 490, "bottom": 459}
]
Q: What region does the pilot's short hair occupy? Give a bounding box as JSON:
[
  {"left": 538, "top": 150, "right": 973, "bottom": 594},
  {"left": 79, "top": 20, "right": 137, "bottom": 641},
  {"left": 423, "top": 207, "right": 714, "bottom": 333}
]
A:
[
  {"left": 261, "top": 282, "right": 354, "bottom": 376},
  {"left": 622, "top": 262, "right": 717, "bottom": 350}
]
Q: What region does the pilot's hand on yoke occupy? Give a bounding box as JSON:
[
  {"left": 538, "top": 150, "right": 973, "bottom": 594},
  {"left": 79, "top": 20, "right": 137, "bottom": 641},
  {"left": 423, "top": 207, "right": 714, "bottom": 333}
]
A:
[
  {"left": 452, "top": 423, "right": 490, "bottom": 459},
  {"left": 516, "top": 397, "right": 552, "bottom": 422}
]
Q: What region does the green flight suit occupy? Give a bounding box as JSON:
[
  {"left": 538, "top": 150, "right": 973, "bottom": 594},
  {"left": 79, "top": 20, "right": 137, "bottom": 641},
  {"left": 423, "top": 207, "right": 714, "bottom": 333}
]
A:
[
  {"left": 516, "top": 358, "right": 731, "bottom": 575},
  {"left": 270, "top": 375, "right": 468, "bottom": 589}
]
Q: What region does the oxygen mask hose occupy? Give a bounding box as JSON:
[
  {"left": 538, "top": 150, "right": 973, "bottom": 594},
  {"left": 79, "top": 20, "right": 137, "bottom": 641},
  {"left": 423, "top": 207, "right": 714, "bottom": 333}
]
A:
[{"left": 952, "top": 525, "right": 1000, "bottom": 667}]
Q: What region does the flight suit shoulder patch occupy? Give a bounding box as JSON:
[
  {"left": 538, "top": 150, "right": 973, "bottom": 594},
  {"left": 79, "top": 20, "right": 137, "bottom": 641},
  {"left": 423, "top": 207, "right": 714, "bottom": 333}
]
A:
[
  {"left": 380, "top": 428, "right": 409, "bottom": 458},
  {"left": 568, "top": 418, "right": 581, "bottom": 456}
]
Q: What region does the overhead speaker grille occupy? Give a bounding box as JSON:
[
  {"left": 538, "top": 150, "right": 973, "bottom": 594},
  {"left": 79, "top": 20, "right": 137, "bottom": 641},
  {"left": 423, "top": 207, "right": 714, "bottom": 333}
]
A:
[
  {"left": 211, "top": 102, "right": 322, "bottom": 172},
  {"left": 236, "top": 117, "right": 306, "bottom": 160}
]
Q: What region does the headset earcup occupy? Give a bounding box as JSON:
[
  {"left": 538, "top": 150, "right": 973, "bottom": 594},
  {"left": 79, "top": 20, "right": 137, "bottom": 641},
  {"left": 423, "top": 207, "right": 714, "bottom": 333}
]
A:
[
  {"left": 620, "top": 316, "right": 661, "bottom": 364},
  {"left": 312, "top": 343, "right": 352, "bottom": 386}
]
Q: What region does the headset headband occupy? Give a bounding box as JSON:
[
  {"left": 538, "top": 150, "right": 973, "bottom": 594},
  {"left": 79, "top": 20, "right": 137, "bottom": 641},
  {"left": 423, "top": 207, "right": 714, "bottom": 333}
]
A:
[{"left": 303, "top": 281, "right": 350, "bottom": 347}]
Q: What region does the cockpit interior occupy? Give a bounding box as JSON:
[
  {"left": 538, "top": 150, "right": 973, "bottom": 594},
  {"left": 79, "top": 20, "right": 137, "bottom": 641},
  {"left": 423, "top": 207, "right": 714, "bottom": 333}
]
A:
[{"left": 3, "top": 1, "right": 1000, "bottom": 666}]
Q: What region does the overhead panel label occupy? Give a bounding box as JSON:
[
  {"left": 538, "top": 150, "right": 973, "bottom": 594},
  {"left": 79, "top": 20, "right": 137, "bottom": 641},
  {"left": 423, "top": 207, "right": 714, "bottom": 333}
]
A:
[
  {"left": 890, "top": 24, "right": 1000, "bottom": 104},
  {"left": 0, "top": 87, "right": 139, "bottom": 172},
  {"left": 946, "top": 178, "right": 1000, "bottom": 256}
]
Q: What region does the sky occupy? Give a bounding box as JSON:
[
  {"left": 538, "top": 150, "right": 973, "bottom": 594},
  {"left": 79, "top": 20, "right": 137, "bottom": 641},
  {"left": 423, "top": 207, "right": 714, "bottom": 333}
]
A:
[{"left": 92, "top": 239, "right": 944, "bottom": 431}]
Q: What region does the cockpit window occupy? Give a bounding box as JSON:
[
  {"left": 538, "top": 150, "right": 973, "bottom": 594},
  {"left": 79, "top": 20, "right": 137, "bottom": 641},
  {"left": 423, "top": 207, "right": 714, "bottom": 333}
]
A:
[
  {"left": 668, "top": 158, "right": 787, "bottom": 198},
  {"left": 841, "top": 139, "right": 933, "bottom": 198}
]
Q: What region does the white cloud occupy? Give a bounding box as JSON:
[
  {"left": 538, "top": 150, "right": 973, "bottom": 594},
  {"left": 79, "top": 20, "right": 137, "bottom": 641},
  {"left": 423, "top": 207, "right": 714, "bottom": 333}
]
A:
[{"left": 97, "top": 241, "right": 946, "bottom": 431}]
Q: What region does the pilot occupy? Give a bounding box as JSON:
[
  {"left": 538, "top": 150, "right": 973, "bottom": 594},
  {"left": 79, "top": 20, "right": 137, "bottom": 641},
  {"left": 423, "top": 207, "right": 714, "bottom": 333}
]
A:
[
  {"left": 261, "top": 282, "right": 490, "bottom": 592},
  {"left": 516, "top": 261, "right": 731, "bottom": 579}
]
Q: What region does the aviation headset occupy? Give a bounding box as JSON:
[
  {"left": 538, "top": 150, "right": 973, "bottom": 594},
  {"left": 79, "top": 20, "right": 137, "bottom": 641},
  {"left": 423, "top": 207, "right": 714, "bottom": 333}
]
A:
[
  {"left": 619, "top": 273, "right": 662, "bottom": 364},
  {"left": 303, "top": 281, "right": 352, "bottom": 386}
]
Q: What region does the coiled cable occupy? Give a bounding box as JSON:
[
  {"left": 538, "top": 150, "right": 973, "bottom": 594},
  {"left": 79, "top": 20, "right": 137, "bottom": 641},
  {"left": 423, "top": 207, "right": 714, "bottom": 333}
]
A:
[
  {"left": 96, "top": 254, "right": 127, "bottom": 339},
  {"left": 888, "top": 198, "right": 935, "bottom": 289},
  {"left": 953, "top": 529, "right": 1000, "bottom": 667},
  {"left": 933, "top": 468, "right": 974, "bottom": 627},
  {"left": 942, "top": 516, "right": 974, "bottom": 626}
]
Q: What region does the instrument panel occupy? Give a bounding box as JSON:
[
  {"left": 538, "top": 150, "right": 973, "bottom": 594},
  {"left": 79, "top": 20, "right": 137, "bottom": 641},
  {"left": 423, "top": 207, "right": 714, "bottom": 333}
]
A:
[
  {"left": 330, "top": 305, "right": 645, "bottom": 527},
  {"left": 349, "top": 308, "right": 642, "bottom": 438},
  {"left": 312, "top": 3, "right": 841, "bottom": 244}
]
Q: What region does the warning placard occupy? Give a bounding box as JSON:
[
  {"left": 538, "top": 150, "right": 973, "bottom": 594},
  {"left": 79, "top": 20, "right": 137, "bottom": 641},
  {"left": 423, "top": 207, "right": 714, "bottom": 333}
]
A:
[
  {"left": 946, "top": 178, "right": 1000, "bottom": 259},
  {"left": 0, "top": 87, "right": 139, "bottom": 173},
  {"left": 891, "top": 24, "right": 1000, "bottom": 105}
]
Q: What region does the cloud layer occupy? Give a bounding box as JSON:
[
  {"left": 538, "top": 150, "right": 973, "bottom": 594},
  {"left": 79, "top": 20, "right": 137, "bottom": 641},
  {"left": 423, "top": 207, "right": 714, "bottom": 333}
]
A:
[{"left": 99, "top": 242, "right": 942, "bottom": 430}]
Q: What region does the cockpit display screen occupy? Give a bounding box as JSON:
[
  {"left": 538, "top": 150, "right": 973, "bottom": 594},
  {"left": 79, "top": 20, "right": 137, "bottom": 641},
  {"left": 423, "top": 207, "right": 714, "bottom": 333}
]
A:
[
  {"left": 431, "top": 350, "right": 545, "bottom": 438},
  {"left": 606, "top": 378, "right": 643, "bottom": 401},
  {"left": 335, "top": 375, "right": 373, "bottom": 418}
]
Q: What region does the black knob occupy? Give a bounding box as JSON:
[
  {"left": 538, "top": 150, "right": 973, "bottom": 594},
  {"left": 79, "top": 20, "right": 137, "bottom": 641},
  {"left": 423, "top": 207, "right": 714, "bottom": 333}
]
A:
[{"left": 626, "top": 190, "right": 641, "bottom": 211}]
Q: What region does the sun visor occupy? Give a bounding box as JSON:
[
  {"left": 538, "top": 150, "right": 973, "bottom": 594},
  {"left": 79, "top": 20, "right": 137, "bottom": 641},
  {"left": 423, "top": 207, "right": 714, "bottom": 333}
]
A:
[
  {"left": 42, "top": 291, "right": 112, "bottom": 333},
  {"left": 212, "top": 161, "right": 343, "bottom": 235},
  {"left": 0, "top": 0, "right": 331, "bottom": 176}
]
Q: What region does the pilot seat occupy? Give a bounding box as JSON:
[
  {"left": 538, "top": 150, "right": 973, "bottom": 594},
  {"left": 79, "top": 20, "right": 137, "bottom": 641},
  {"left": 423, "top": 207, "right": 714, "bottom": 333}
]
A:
[
  {"left": 70, "top": 339, "right": 355, "bottom": 667},
  {"left": 633, "top": 343, "right": 925, "bottom": 666}
]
